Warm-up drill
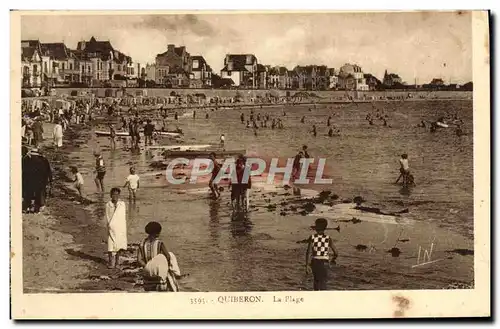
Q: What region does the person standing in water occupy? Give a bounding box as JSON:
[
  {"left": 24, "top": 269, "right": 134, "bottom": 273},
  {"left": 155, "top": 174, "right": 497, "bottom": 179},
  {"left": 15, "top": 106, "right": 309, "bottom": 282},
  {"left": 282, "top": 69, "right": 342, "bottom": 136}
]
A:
[
  {"left": 209, "top": 152, "right": 221, "bottom": 199},
  {"left": 301, "top": 116, "right": 305, "bottom": 124},
  {"left": 124, "top": 167, "right": 140, "bottom": 201},
  {"left": 305, "top": 218, "right": 339, "bottom": 291},
  {"left": 220, "top": 134, "right": 225, "bottom": 150},
  {"left": 395, "top": 153, "right": 410, "bottom": 187},
  {"left": 105, "top": 187, "right": 127, "bottom": 268},
  {"left": 240, "top": 113, "right": 245, "bottom": 124},
  {"left": 311, "top": 125, "right": 317, "bottom": 137},
  {"left": 109, "top": 123, "right": 116, "bottom": 150},
  {"left": 94, "top": 151, "right": 106, "bottom": 192},
  {"left": 327, "top": 116, "right": 331, "bottom": 127},
  {"left": 143, "top": 119, "right": 155, "bottom": 146}
]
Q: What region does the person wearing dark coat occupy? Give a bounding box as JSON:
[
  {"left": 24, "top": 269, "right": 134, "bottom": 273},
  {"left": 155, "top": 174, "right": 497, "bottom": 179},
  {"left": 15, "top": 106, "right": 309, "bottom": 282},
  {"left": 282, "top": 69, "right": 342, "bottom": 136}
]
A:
[
  {"left": 22, "top": 148, "right": 52, "bottom": 213},
  {"left": 31, "top": 119, "right": 44, "bottom": 147}
]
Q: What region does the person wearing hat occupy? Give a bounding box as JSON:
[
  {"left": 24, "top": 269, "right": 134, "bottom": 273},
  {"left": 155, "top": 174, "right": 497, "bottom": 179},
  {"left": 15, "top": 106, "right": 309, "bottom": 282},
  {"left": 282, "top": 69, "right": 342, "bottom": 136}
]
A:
[
  {"left": 305, "top": 218, "right": 339, "bottom": 291},
  {"left": 31, "top": 117, "right": 44, "bottom": 147},
  {"left": 94, "top": 151, "right": 106, "bottom": 192},
  {"left": 22, "top": 147, "right": 52, "bottom": 213}
]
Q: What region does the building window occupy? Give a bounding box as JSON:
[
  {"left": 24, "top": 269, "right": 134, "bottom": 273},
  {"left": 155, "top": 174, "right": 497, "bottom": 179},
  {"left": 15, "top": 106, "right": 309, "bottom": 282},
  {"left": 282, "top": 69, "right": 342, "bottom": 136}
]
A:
[
  {"left": 88, "top": 66, "right": 91, "bottom": 73},
  {"left": 62, "top": 63, "right": 65, "bottom": 70},
  {"left": 69, "top": 63, "right": 73, "bottom": 70},
  {"left": 118, "top": 65, "right": 121, "bottom": 71},
  {"left": 44, "top": 62, "right": 48, "bottom": 73}
]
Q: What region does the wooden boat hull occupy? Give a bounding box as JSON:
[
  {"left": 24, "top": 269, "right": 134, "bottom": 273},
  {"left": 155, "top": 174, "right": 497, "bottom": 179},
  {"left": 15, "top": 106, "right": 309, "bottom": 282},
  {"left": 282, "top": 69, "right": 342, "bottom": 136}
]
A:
[
  {"left": 146, "top": 144, "right": 212, "bottom": 151},
  {"left": 162, "top": 149, "right": 246, "bottom": 158}
]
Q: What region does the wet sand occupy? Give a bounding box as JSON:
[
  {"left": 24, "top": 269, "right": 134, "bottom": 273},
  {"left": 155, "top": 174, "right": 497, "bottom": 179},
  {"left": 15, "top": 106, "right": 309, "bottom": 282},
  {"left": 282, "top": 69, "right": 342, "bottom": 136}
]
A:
[{"left": 22, "top": 100, "right": 474, "bottom": 292}]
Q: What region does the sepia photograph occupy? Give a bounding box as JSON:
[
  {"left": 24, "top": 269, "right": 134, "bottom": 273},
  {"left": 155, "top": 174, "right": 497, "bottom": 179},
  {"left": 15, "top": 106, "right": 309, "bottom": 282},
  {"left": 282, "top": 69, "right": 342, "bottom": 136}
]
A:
[{"left": 10, "top": 9, "right": 490, "bottom": 319}]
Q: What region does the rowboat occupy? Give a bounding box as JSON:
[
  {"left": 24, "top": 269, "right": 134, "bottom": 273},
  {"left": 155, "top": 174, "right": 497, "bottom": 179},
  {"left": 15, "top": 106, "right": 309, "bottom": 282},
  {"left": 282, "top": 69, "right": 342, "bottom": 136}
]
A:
[
  {"left": 94, "top": 130, "right": 182, "bottom": 138},
  {"left": 145, "top": 144, "right": 212, "bottom": 151},
  {"left": 436, "top": 122, "right": 449, "bottom": 128},
  {"left": 162, "top": 149, "right": 246, "bottom": 158}
]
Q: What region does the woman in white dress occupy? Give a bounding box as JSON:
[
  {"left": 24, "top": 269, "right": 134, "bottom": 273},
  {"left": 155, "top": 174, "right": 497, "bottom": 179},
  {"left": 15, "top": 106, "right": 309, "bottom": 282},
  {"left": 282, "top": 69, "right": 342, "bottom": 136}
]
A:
[{"left": 105, "top": 187, "right": 128, "bottom": 268}]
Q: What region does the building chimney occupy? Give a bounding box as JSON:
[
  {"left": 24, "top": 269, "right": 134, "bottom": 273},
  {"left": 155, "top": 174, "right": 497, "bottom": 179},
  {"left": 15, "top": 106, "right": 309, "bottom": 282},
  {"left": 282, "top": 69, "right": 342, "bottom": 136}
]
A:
[{"left": 168, "top": 44, "right": 175, "bottom": 52}]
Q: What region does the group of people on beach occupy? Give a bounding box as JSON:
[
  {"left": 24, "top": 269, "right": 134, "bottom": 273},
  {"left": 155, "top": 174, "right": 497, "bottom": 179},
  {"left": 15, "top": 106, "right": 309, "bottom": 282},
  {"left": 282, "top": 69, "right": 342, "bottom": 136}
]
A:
[{"left": 23, "top": 94, "right": 451, "bottom": 292}]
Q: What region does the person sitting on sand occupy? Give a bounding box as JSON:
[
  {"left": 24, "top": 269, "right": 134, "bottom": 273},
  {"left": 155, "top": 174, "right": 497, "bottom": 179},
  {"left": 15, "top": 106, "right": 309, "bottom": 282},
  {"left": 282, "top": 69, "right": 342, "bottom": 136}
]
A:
[
  {"left": 105, "top": 188, "right": 127, "bottom": 268},
  {"left": 328, "top": 128, "right": 334, "bottom": 137},
  {"left": 137, "top": 221, "right": 180, "bottom": 292},
  {"left": 124, "top": 167, "right": 140, "bottom": 201},
  {"left": 71, "top": 166, "right": 84, "bottom": 203},
  {"left": 305, "top": 218, "right": 339, "bottom": 291}
]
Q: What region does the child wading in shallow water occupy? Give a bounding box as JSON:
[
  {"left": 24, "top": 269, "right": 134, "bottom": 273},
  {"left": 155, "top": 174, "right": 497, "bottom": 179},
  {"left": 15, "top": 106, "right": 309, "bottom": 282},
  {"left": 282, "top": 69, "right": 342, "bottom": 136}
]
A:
[
  {"left": 70, "top": 166, "right": 84, "bottom": 203},
  {"left": 124, "top": 167, "right": 140, "bottom": 201},
  {"left": 305, "top": 218, "right": 338, "bottom": 291}
]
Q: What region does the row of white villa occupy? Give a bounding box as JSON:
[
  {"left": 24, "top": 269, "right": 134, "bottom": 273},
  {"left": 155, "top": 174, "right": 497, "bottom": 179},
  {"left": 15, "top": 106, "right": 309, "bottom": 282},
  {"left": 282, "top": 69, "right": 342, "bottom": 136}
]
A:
[{"left": 22, "top": 38, "right": 404, "bottom": 90}]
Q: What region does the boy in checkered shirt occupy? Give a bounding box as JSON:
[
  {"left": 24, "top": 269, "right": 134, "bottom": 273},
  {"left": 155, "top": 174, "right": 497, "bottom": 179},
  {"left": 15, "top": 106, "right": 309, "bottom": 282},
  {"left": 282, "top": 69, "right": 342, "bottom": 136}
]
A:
[{"left": 305, "top": 218, "right": 338, "bottom": 290}]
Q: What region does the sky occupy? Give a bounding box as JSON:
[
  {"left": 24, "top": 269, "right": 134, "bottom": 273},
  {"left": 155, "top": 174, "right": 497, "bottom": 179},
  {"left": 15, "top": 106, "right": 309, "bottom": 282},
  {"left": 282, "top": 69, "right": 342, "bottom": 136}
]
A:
[{"left": 21, "top": 11, "right": 473, "bottom": 83}]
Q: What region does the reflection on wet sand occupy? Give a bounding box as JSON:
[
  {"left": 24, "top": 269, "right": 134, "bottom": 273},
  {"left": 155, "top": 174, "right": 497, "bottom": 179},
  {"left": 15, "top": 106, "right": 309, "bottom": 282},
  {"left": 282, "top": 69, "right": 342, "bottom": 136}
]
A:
[
  {"left": 208, "top": 198, "right": 221, "bottom": 244},
  {"left": 230, "top": 211, "right": 253, "bottom": 238}
]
